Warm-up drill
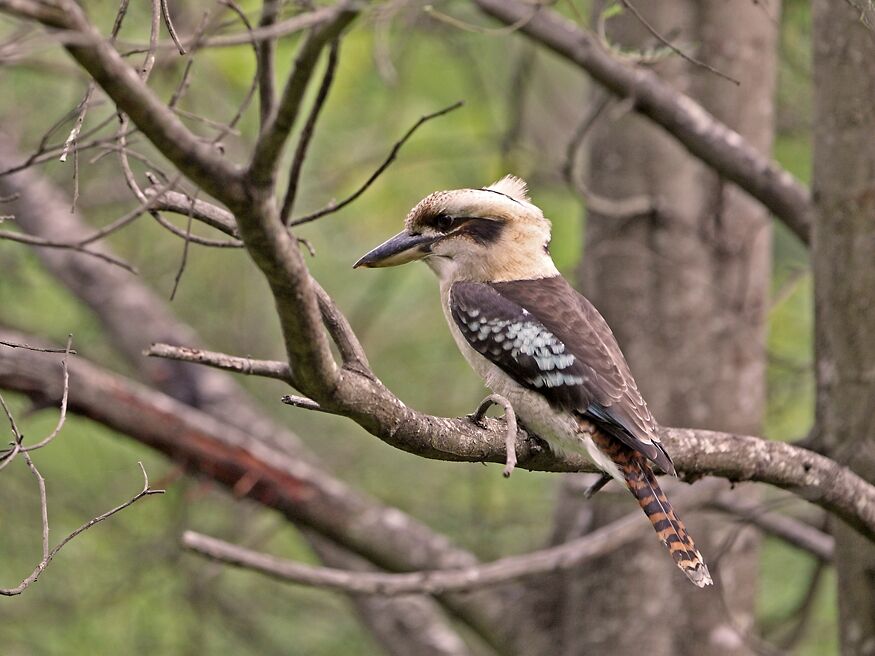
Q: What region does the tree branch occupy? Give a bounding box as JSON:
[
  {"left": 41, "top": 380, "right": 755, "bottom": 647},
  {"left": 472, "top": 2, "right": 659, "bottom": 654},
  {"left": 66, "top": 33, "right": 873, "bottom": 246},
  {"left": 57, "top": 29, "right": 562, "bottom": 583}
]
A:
[
  {"left": 247, "top": 4, "right": 358, "bottom": 188},
  {"left": 0, "top": 0, "right": 244, "bottom": 204},
  {"left": 7, "top": 328, "right": 875, "bottom": 544},
  {"left": 0, "top": 332, "right": 525, "bottom": 651},
  {"left": 0, "top": 142, "right": 517, "bottom": 652},
  {"left": 146, "top": 342, "right": 293, "bottom": 384},
  {"left": 472, "top": 0, "right": 812, "bottom": 244},
  {"left": 182, "top": 486, "right": 704, "bottom": 595},
  {"left": 709, "top": 495, "right": 834, "bottom": 561},
  {"left": 1, "top": 459, "right": 163, "bottom": 596}
]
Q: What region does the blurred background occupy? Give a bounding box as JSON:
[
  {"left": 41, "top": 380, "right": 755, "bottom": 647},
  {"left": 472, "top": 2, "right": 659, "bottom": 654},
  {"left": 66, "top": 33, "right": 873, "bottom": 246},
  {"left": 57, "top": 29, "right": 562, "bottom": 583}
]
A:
[{"left": 0, "top": 0, "right": 837, "bottom": 654}]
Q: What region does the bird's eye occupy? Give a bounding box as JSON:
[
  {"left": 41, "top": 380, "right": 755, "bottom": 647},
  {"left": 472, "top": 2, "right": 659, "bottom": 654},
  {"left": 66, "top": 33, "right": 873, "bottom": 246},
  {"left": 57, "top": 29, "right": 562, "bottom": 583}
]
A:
[{"left": 435, "top": 214, "right": 455, "bottom": 232}]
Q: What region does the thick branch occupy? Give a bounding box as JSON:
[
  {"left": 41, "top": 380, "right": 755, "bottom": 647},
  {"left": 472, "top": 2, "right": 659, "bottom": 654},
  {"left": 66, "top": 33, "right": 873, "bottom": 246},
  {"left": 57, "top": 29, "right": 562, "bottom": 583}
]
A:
[{"left": 472, "top": 0, "right": 812, "bottom": 244}]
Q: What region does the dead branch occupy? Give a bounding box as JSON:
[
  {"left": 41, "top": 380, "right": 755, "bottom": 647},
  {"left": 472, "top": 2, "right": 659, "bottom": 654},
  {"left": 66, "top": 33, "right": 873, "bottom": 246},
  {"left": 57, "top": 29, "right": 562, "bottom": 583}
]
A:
[
  {"left": 280, "top": 39, "right": 340, "bottom": 225},
  {"left": 618, "top": 0, "right": 739, "bottom": 85},
  {"left": 247, "top": 5, "right": 358, "bottom": 188},
  {"left": 0, "top": 228, "right": 137, "bottom": 272},
  {"left": 0, "top": 460, "right": 164, "bottom": 596},
  {"left": 181, "top": 488, "right": 698, "bottom": 595},
  {"left": 0, "top": 0, "right": 244, "bottom": 204},
  {"left": 146, "top": 343, "right": 293, "bottom": 383},
  {"left": 288, "top": 100, "right": 464, "bottom": 227},
  {"left": 143, "top": 187, "right": 240, "bottom": 237},
  {"left": 256, "top": 0, "right": 281, "bottom": 127},
  {"left": 472, "top": 0, "right": 812, "bottom": 244},
  {"left": 709, "top": 495, "right": 834, "bottom": 561},
  {"left": 120, "top": 5, "right": 342, "bottom": 53}
]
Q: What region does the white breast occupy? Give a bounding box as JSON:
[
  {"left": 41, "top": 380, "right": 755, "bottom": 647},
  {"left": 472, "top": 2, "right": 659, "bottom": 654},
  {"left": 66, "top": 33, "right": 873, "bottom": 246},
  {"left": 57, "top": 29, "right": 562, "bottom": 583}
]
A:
[{"left": 439, "top": 284, "right": 623, "bottom": 481}]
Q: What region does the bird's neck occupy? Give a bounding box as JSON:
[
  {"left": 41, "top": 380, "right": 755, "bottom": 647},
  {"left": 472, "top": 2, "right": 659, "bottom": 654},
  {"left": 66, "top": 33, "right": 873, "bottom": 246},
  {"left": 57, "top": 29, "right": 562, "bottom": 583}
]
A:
[{"left": 429, "top": 248, "right": 559, "bottom": 286}]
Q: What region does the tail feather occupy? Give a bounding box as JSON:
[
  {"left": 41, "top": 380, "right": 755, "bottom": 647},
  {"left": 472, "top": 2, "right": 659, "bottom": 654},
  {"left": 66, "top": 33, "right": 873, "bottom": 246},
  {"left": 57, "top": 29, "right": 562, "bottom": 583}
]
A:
[{"left": 592, "top": 431, "right": 713, "bottom": 588}]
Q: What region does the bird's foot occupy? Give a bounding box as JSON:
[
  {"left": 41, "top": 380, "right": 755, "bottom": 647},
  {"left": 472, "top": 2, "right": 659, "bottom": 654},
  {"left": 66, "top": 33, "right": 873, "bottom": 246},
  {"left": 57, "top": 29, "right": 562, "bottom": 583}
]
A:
[{"left": 467, "top": 394, "right": 518, "bottom": 478}]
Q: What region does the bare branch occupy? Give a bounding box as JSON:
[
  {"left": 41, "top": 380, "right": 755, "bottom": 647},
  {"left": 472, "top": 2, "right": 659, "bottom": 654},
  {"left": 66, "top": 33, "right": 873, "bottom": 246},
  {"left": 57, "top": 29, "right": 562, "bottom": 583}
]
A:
[
  {"left": 120, "top": 5, "right": 343, "bottom": 53},
  {"left": 146, "top": 342, "right": 293, "bottom": 383},
  {"left": 280, "top": 39, "right": 340, "bottom": 225},
  {"left": 143, "top": 186, "right": 240, "bottom": 237},
  {"left": 256, "top": 0, "right": 281, "bottom": 127},
  {"left": 709, "top": 495, "right": 834, "bottom": 561},
  {"left": 248, "top": 5, "right": 358, "bottom": 187},
  {"left": 288, "top": 100, "right": 465, "bottom": 227},
  {"left": 181, "top": 495, "right": 675, "bottom": 595},
  {"left": 0, "top": 335, "right": 72, "bottom": 470},
  {"left": 472, "top": 0, "right": 812, "bottom": 244},
  {"left": 160, "top": 0, "right": 186, "bottom": 55},
  {"left": 618, "top": 0, "right": 740, "bottom": 86},
  {"left": 0, "top": 228, "right": 137, "bottom": 273},
  {"left": 0, "top": 461, "right": 164, "bottom": 596},
  {"left": 0, "top": 0, "right": 244, "bottom": 204},
  {"left": 0, "top": 340, "right": 76, "bottom": 354}
]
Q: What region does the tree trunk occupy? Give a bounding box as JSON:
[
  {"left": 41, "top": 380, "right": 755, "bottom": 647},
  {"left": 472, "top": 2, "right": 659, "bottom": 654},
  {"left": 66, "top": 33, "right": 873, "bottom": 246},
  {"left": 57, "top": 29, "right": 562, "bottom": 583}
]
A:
[
  {"left": 555, "top": 2, "right": 779, "bottom": 654},
  {"left": 811, "top": 3, "right": 875, "bottom": 654}
]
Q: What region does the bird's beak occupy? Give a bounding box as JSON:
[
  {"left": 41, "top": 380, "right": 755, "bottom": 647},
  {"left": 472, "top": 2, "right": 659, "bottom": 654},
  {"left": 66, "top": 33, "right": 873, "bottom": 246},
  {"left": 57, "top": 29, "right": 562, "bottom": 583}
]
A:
[{"left": 353, "top": 230, "right": 438, "bottom": 268}]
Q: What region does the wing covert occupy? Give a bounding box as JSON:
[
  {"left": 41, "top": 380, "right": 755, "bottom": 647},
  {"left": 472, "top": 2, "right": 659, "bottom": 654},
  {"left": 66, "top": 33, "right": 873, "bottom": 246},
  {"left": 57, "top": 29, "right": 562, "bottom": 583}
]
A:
[{"left": 450, "top": 278, "right": 673, "bottom": 473}]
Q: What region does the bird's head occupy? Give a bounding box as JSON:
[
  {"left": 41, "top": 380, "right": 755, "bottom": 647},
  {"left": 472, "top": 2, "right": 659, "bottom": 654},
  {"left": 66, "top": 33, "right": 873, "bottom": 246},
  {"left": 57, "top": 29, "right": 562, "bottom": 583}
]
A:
[{"left": 354, "top": 175, "right": 558, "bottom": 282}]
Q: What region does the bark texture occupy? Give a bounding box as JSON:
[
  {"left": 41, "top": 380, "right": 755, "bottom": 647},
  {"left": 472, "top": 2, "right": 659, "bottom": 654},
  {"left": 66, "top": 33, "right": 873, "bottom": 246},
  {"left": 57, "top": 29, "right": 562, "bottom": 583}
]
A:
[
  {"left": 562, "top": 2, "right": 779, "bottom": 654},
  {"left": 811, "top": 3, "right": 875, "bottom": 654}
]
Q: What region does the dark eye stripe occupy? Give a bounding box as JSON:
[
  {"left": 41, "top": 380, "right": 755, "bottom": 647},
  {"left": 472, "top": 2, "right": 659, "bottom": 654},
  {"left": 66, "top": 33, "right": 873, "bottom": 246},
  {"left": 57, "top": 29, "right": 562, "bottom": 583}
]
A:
[{"left": 456, "top": 217, "right": 504, "bottom": 244}]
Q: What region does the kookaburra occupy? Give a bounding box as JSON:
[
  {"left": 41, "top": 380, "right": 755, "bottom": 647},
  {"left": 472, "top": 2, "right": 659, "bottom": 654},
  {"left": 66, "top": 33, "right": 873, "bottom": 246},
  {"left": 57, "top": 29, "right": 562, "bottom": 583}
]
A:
[{"left": 354, "top": 175, "right": 712, "bottom": 588}]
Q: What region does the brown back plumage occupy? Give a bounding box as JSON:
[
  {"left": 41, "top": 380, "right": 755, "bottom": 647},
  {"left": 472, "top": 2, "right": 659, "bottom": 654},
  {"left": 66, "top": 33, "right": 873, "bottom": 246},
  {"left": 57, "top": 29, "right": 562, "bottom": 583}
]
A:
[{"left": 591, "top": 429, "right": 713, "bottom": 588}]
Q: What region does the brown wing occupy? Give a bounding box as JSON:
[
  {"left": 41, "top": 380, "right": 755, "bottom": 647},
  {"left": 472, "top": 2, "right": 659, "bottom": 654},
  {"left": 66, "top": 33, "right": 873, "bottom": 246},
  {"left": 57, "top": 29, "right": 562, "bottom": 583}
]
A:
[{"left": 451, "top": 277, "right": 673, "bottom": 474}]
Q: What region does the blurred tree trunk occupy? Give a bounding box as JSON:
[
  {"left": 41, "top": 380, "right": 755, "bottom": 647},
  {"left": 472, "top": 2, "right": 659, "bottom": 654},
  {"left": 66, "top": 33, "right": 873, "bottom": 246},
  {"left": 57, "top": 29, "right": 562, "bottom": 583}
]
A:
[
  {"left": 552, "top": 2, "right": 779, "bottom": 654},
  {"left": 811, "top": 3, "right": 875, "bottom": 655}
]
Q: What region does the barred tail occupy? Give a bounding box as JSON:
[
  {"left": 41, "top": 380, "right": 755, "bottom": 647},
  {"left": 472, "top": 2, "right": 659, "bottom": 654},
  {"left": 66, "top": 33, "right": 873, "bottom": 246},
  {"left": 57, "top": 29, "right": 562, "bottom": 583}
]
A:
[{"left": 592, "top": 433, "right": 713, "bottom": 587}]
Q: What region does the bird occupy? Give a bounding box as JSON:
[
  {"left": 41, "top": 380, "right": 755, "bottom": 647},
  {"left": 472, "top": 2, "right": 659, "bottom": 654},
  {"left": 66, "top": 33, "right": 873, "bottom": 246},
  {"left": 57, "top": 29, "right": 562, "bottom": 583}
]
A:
[{"left": 354, "top": 175, "right": 712, "bottom": 588}]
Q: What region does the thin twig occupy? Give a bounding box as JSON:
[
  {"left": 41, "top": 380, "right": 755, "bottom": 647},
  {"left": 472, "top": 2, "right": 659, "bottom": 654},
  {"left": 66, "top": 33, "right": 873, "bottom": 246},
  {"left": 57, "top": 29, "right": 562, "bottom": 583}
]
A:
[
  {"left": 151, "top": 211, "right": 242, "bottom": 247},
  {"left": 618, "top": 0, "right": 740, "bottom": 85},
  {"left": 423, "top": 3, "right": 541, "bottom": 35},
  {"left": 0, "top": 229, "right": 137, "bottom": 273},
  {"left": 0, "top": 340, "right": 76, "bottom": 354},
  {"left": 160, "top": 0, "right": 186, "bottom": 54},
  {"left": 0, "top": 462, "right": 165, "bottom": 596},
  {"left": 0, "top": 335, "right": 72, "bottom": 470},
  {"left": 256, "top": 0, "right": 280, "bottom": 128},
  {"left": 280, "top": 39, "right": 340, "bottom": 225},
  {"left": 288, "top": 100, "right": 464, "bottom": 227},
  {"left": 169, "top": 191, "right": 197, "bottom": 300},
  {"left": 120, "top": 5, "right": 338, "bottom": 53}
]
